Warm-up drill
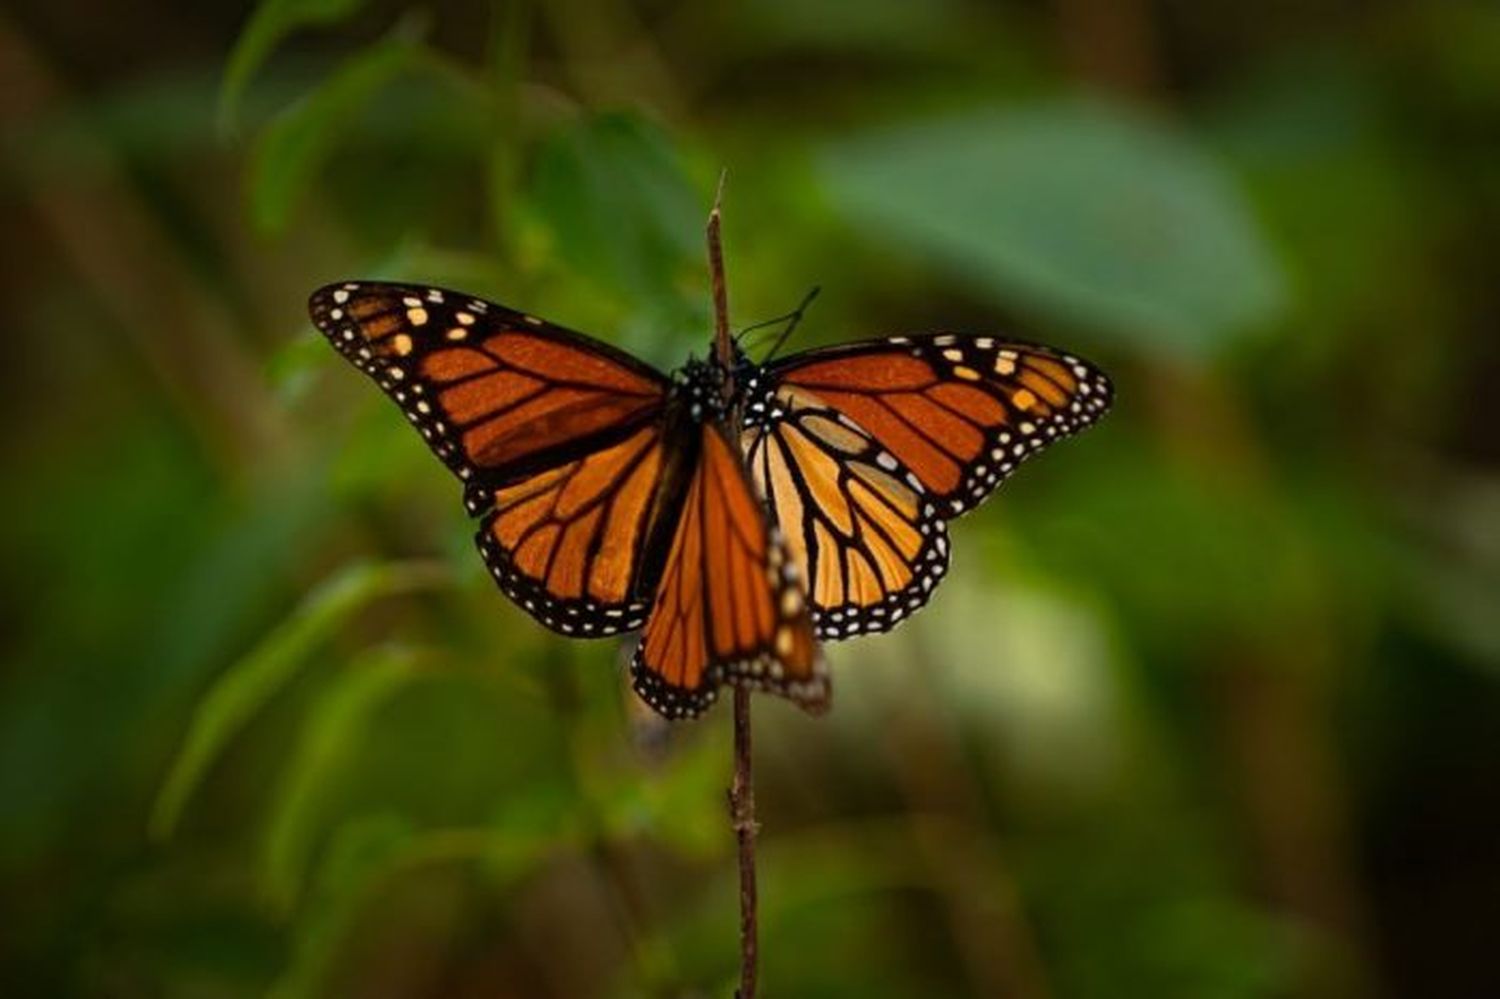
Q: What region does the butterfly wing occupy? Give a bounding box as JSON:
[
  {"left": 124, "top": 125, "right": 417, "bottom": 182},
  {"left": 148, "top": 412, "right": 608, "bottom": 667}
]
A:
[
  {"left": 473, "top": 424, "right": 670, "bottom": 635},
  {"left": 767, "top": 335, "right": 1112, "bottom": 518},
  {"left": 632, "top": 422, "right": 825, "bottom": 720},
  {"left": 742, "top": 384, "right": 949, "bottom": 639},
  {"left": 310, "top": 281, "right": 674, "bottom": 636},
  {"left": 309, "top": 282, "right": 669, "bottom": 501}
]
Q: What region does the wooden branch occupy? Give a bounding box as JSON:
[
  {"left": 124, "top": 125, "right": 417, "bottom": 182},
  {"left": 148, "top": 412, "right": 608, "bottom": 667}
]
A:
[
  {"left": 706, "top": 169, "right": 759, "bottom": 999},
  {"left": 729, "top": 686, "right": 759, "bottom": 999}
]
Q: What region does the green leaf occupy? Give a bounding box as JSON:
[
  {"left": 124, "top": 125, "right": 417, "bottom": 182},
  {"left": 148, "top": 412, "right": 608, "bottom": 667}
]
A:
[
  {"left": 149, "top": 560, "right": 449, "bottom": 840},
  {"left": 819, "top": 98, "right": 1286, "bottom": 355},
  {"left": 248, "top": 39, "right": 418, "bottom": 235},
  {"left": 599, "top": 731, "right": 728, "bottom": 859},
  {"left": 220, "top": 0, "right": 370, "bottom": 129},
  {"left": 530, "top": 112, "right": 702, "bottom": 310},
  {"left": 270, "top": 811, "right": 573, "bottom": 999},
  {"left": 267, "top": 813, "right": 415, "bottom": 999},
  {"left": 265, "top": 330, "right": 331, "bottom": 404},
  {"left": 259, "top": 646, "right": 423, "bottom": 908}
]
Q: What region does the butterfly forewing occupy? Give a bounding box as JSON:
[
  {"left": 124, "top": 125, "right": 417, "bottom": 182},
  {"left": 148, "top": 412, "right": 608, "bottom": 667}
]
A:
[
  {"left": 632, "top": 423, "right": 825, "bottom": 720},
  {"left": 309, "top": 282, "right": 670, "bottom": 502},
  {"left": 769, "top": 335, "right": 1112, "bottom": 518}
]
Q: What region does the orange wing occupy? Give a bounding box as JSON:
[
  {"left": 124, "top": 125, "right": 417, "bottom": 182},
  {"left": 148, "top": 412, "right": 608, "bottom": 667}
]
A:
[
  {"left": 311, "top": 282, "right": 674, "bottom": 636},
  {"left": 743, "top": 384, "right": 949, "bottom": 640},
  {"left": 632, "top": 423, "right": 825, "bottom": 720},
  {"left": 309, "top": 282, "right": 669, "bottom": 507},
  {"left": 769, "top": 335, "right": 1112, "bottom": 517},
  {"left": 475, "top": 424, "right": 669, "bottom": 636}
]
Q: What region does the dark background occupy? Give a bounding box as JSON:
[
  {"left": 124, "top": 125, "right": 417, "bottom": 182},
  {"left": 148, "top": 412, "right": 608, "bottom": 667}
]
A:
[{"left": 3, "top": 1, "right": 1499, "bottom": 996}]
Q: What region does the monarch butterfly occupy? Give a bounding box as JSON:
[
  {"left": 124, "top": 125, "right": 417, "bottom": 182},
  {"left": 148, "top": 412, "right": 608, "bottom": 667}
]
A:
[{"left": 310, "top": 282, "right": 1112, "bottom": 719}]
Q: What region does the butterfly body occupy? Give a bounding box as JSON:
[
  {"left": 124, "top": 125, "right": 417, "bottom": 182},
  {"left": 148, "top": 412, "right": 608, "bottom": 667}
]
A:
[{"left": 311, "top": 281, "right": 1111, "bottom": 720}]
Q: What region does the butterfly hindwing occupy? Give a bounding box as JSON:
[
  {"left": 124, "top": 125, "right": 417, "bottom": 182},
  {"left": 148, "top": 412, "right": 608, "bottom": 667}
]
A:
[
  {"left": 742, "top": 379, "right": 950, "bottom": 640},
  {"left": 632, "top": 422, "right": 826, "bottom": 720},
  {"left": 769, "top": 335, "right": 1113, "bottom": 518},
  {"left": 474, "top": 424, "right": 668, "bottom": 636},
  {"left": 309, "top": 282, "right": 670, "bottom": 507}
]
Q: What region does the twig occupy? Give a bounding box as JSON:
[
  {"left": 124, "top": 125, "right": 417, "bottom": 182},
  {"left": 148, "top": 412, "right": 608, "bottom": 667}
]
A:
[
  {"left": 729, "top": 687, "right": 758, "bottom": 999},
  {"left": 708, "top": 169, "right": 735, "bottom": 383},
  {"left": 706, "top": 169, "right": 758, "bottom": 999}
]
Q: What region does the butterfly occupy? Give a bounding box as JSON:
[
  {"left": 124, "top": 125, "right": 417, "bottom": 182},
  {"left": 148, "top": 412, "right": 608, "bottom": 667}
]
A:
[{"left": 309, "top": 282, "right": 1112, "bottom": 720}]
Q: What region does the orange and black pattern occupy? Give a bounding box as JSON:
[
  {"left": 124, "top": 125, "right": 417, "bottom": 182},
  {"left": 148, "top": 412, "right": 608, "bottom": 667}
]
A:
[
  {"left": 312, "top": 281, "right": 1111, "bottom": 721},
  {"left": 476, "top": 425, "right": 665, "bottom": 636},
  {"left": 632, "top": 423, "right": 824, "bottom": 719},
  {"left": 741, "top": 381, "right": 949, "bottom": 640},
  {"left": 309, "top": 281, "right": 669, "bottom": 505},
  {"left": 310, "top": 281, "right": 673, "bottom": 638},
  {"left": 767, "top": 335, "right": 1112, "bottom": 518}
]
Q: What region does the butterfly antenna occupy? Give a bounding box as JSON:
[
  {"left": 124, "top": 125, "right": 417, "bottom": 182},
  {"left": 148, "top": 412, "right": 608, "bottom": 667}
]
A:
[
  {"left": 762, "top": 286, "right": 821, "bottom": 363},
  {"left": 734, "top": 315, "right": 788, "bottom": 343},
  {"left": 734, "top": 287, "right": 821, "bottom": 344}
]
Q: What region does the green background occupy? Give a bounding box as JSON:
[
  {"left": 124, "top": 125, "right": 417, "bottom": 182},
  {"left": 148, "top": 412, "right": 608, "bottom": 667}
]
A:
[{"left": 3, "top": 1, "right": 1499, "bottom": 996}]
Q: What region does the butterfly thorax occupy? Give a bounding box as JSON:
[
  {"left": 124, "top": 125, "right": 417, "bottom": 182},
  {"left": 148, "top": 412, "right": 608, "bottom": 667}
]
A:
[
  {"left": 735, "top": 362, "right": 782, "bottom": 433},
  {"left": 672, "top": 343, "right": 773, "bottom": 424},
  {"left": 669, "top": 357, "right": 728, "bottom": 420}
]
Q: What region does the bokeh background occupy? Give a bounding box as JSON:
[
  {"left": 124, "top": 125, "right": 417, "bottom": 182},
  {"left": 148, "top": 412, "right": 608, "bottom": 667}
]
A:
[{"left": 4, "top": 1, "right": 1500, "bottom": 996}]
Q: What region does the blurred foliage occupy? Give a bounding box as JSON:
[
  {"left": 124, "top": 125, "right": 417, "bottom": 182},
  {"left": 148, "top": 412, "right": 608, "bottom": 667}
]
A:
[
  {"left": 3, "top": 1, "right": 1500, "bottom": 997},
  {"left": 822, "top": 99, "right": 1285, "bottom": 354},
  {"left": 221, "top": 0, "right": 374, "bottom": 128}
]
